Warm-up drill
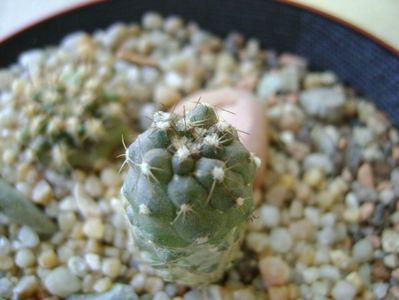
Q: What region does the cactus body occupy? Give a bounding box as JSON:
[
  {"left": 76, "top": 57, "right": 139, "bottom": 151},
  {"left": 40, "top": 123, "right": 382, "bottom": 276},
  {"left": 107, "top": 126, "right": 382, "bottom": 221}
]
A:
[{"left": 122, "top": 103, "right": 259, "bottom": 285}]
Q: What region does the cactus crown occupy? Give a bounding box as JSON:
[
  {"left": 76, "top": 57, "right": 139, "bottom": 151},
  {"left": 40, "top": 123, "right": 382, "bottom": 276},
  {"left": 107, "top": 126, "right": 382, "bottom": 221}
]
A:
[{"left": 122, "top": 103, "right": 259, "bottom": 285}]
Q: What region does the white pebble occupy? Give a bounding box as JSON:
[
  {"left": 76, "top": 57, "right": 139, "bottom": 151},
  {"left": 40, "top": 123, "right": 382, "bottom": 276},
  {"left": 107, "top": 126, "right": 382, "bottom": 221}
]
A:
[
  {"left": 352, "top": 239, "right": 374, "bottom": 262},
  {"left": 302, "top": 267, "right": 319, "bottom": 284},
  {"left": 84, "top": 175, "right": 104, "bottom": 198},
  {"left": 0, "top": 277, "right": 13, "bottom": 298},
  {"left": 68, "top": 256, "right": 88, "bottom": 277},
  {"left": 15, "top": 248, "right": 35, "bottom": 268},
  {"left": 100, "top": 168, "right": 120, "bottom": 187},
  {"left": 373, "top": 282, "right": 389, "bottom": 299},
  {"left": 85, "top": 253, "right": 101, "bottom": 271},
  {"left": 319, "top": 265, "right": 340, "bottom": 280},
  {"left": 259, "top": 205, "right": 280, "bottom": 227},
  {"left": 83, "top": 218, "right": 104, "bottom": 240},
  {"left": 0, "top": 236, "right": 11, "bottom": 255},
  {"left": 382, "top": 229, "right": 399, "bottom": 253},
  {"left": 31, "top": 180, "right": 53, "bottom": 204},
  {"left": 270, "top": 228, "right": 293, "bottom": 253},
  {"left": 145, "top": 276, "right": 164, "bottom": 294},
  {"left": 13, "top": 275, "right": 38, "bottom": 298},
  {"left": 331, "top": 280, "right": 357, "bottom": 300},
  {"left": 18, "top": 226, "right": 39, "bottom": 248},
  {"left": 154, "top": 291, "right": 171, "bottom": 300},
  {"left": 44, "top": 266, "right": 82, "bottom": 297}
]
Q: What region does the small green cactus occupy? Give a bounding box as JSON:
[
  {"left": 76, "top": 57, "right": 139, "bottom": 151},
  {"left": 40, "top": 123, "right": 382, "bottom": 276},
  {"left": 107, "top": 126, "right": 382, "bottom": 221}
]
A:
[{"left": 122, "top": 103, "right": 260, "bottom": 285}]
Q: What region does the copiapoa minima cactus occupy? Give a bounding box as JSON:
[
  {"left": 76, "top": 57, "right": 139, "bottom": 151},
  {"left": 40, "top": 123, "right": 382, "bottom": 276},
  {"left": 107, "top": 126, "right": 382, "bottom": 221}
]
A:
[{"left": 121, "top": 102, "right": 260, "bottom": 285}]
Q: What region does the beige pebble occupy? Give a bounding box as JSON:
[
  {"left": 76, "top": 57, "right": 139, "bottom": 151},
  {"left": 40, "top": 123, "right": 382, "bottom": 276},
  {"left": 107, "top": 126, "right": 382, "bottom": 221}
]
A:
[
  {"left": 357, "top": 163, "right": 375, "bottom": 188},
  {"left": 259, "top": 256, "right": 290, "bottom": 286},
  {"left": 101, "top": 257, "right": 122, "bottom": 278},
  {"left": 154, "top": 85, "right": 182, "bottom": 108},
  {"left": 31, "top": 180, "right": 53, "bottom": 205},
  {"left": 84, "top": 175, "right": 104, "bottom": 198},
  {"left": 13, "top": 275, "right": 38, "bottom": 298},
  {"left": 44, "top": 266, "right": 82, "bottom": 297},
  {"left": 268, "top": 285, "right": 290, "bottom": 300},
  {"left": 289, "top": 219, "right": 315, "bottom": 241},
  {"left": 174, "top": 87, "right": 267, "bottom": 188},
  {"left": 144, "top": 276, "right": 164, "bottom": 294},
  {"left": 0, "top": 254, "right": 14, "bottom": 270},
  {"left": 38, "top": 249, "right": 58, "bottom": 268},
  {"left": 83, "top": 218, "right": 104, "bottom": 240},
  {"left": 93, "top": 277, "right": 113, "bottom": 293},
  {"left": 359, "top": 203, "right": 375, "bottom": 221}
]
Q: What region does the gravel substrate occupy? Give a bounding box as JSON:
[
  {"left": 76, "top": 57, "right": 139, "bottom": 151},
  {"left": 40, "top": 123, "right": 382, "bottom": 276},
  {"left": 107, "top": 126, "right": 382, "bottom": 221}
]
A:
[{"left": 0, "top": 12, "right": 399, "bottom": 300}]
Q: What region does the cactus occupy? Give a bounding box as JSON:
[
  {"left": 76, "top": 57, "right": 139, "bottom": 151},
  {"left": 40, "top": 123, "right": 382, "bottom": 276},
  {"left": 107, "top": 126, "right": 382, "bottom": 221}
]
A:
[{"left": 122, "top": 103, "right": 260, "bottom": 285}]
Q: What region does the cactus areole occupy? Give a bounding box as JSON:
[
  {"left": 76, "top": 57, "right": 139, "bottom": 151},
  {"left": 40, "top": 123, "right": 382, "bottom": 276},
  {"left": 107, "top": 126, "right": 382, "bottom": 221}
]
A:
[{"left": 122, "top": 103, "right": 260, "bottom": 285}]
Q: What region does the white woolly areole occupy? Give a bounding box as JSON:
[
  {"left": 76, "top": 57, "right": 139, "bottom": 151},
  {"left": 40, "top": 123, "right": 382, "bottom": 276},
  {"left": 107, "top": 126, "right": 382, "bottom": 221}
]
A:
[
  {"left": 153, "top": 111, "right": 171, "bottom": 130},
  {"left": 251, "top": 153, "right": 262, "bottom": 168},
  {"left": 139, "top": 204, "right": 150, "bottom": 215},
  {"left": 176, "top": 118, "right": 195, "bottom": 131},
  {"left": 140, "top": 162, "right": 151, "bottom": 175},
  {"left": 176, "top": 146, "right": 191, "bottom": 161},
  {"left": 216, "top": 120, "right": 230, "bottom": 131},
  {"left": 195, "top": 236, "right": 209, "bottom": 245},
  {"left": 236, "top": 197, "right": 245, "bottom": 207},
  {"left": 193, "top": 127, "right": 207, "bottom": 138},
  {"left": 212, "top": 166, "right": 225, "bottom": 182},
  {"left": 180, "top": 204, "right": 192, "bottom": 214},
  {"left": 203, "top": 133, "right": 220, "bottom": 147}
]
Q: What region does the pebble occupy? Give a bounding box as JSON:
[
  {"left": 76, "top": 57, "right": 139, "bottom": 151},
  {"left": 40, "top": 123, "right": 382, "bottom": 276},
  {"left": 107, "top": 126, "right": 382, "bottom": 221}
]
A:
[
  {"left": 373, "top": 282, "right": 389, "bottom": 299},
  {"left": 257, "top": 66, "right": 301, "bottom": 98},
  {"left": 44, "top": 266, "right": 82, "bottom": 297},
  {"left": 154, "top": 84, "right": 182, "bottom": 108},
  {"left": 0, "top": 254, "right": 14, "bottom": 270},
  {"left": 83, "top": 218, "right": 105, "bottom": 240},
  {"left": 268, "top": 285, "right": 289, "bottom": 300},
  {"left": 18, "top": 226, "right": 40, "bottom": 248},
  {"left": 259, "top": 205, "right": 280, "bottom": 227},
  {"left": 245, "top": 232, "right": 269, "bottom": 253},
  {"left": 13, "top": 275, "right": 38, "bottom": 298},
  {"left": 38, "top": 248, "right": 59, "bottom": 268},
  {"left": 0, "top": 277, "right": 13, "bottom": 298},
  {"left": 101, "top": 257, "right": 122, "bottom": 278},
  {"left": 383, "top": 253, "right": 399, "bottom": 268},
  {"left": 93, "top": 277, "right": 112, "bottom": 293},
  {"left": 299, "top": 86, "right": 346, "bottom": 121},
  {"left": 382, "top": 229, "right": 399, "bottom": 253},
  {"left": 85, "top": 253, "right": 101, "bottom": 271},
  {"left": 0, "top": 236, "right": 11, "bottom": 255},
  {"left": 270, "top": 228, "right": 293, "bottom": 253},
  {"left": 144, "top": 277, "right": 164, "bottom": 294},
  {"left": 15, "top": 248, "right": 35, "bottom": 268},
  {"left": 84, "top": 175, "right": 104, "bottom": 198},
  {"left": 31, "top": 179, "right": 53, "bottom": 205},
  {"left": 259, "top": 256, "right": 290, "bottom": 286},
  {"left": 352, "top": 238, "right": 374, "bottom": 263},
  {"left": 357, "top": 163, "right": 375, "bottom": 188},
  {"left": 303, "top": 153, "right": 334, "bottom": 174},
  {"left": 331, "top": 280, "right": 357, "bottom": 300},
  {"left": 68, "top": 256, "right": 88, "bottom": 277}
]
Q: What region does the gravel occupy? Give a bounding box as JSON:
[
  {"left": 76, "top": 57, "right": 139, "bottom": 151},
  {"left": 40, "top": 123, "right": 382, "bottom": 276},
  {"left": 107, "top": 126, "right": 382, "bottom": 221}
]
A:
[{"left": 0, "top": 11, "right": 398, "bottom": 300}]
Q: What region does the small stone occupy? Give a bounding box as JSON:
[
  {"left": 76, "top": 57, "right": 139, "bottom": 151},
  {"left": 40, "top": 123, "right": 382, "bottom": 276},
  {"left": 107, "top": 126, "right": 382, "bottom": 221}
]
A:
[
  {"left": 232, "top": 289, "right": 255, "bottom": 300},
  {"left": 303, "top": 168, "right": 324, "bottom": 188},
  {"left": 373, "top": 283, "right": 389, "bottom": 299},
  {"left": 142, "top": 12, "right": 163, "bottom": 30},
  {"left": 84, "top": 175, "right": 104, "bottom": 198},
  {"left": 352, "top": 239, "right": 374, "bottom": 263},
  {"left": 357, "top": 163, "right": 375, "bottom": 188},
  {"left": 360, "top": 202, "right": 375, "bottom": 221},
  {"left": 13, "top": 275, "right": 38, "bottom": 298},
  {"left": 83, "top": 218, "right": 104, "bottom": 240},
  {"left": 246, "top": 232, "right": 269, "bottom": 253},
  {"left": 101, "top": 257, "right": 122, "bottom": 278},
  {"left": 0, "top": 254, "right": 14, "bottom": 270},
  {"left": 304, "top": 153, "right": 334, "bottom": 175},
  {"left": 85, "top": 253, "right": 101, "bottom": 271},
  {"left": 259, "top": 205, "right": 280, "bottom": 227},
  {"left": 68, "top": 256, "right": 88, "bottom": 277},
  {"left": 378, "top": 188, "right": 395, "bottom": 205},
  {"left": 302, "top": 267, "right": 319, "bottom": 284},
  {"left": 144, "top": 276, "right": 164, "bottom": 294},
  {"left": 264, "top": 184, "right": 288, "bottom": 207},
  {"left": 44, "top": 266, "right": 82, "bottom": 297},
  {"left": 15, "top": 248, "right": 35, "bottom": 268},
  {"left": 0, "top": 277, "right": 13, "bottom": 298},
  {"left": 270, "top": 228, "right": 293, "bottom": 253},
  {"left": 0, "top": 236, "right": 11, "bottom": 255},
  {"left": 268, "top": 285, "right": 289, "bottom": 300},
  {"left": 317, "top": 226, "right": 336, "bottom": 246},
  {"left": 18, "top": 226, "right": 40, "bottom": 248},
  {"left": 289, "top": 219, "right": 315, "bottom": 241},
  {"left": 319, "top": 265, "right": 340, "bottom": 280},
  {"left": 32, "top": 180, "right": 53, "bottom": 205},
  {"left": 259, "top": 256, "right": 290, "bottom": 286},
  {"left": 93, "top": 277, "right": 112, "bottom": 293},
  {"left": 299, "top": 86, "right": 346, "bottom": 122},
  {"left": 154, "top": 85, "right": 181, "bottom": 108},
  {"left": 383, "top": 253, "right": 399, "bottom": 268},
  {"left": 100, "top": 168, "right": 121, "bottom": 188},
  {"left": 38, "top": 249, "right": 59, "bottom": 268},
  {"left": 154, "top": 291, "right": 171, "bottom": 300},
  {"left": 382, "top": 229, "right": 399, "bottom": 253},
  {"left": 331, "top": 280, "right": 357, "bottom": 300}
]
